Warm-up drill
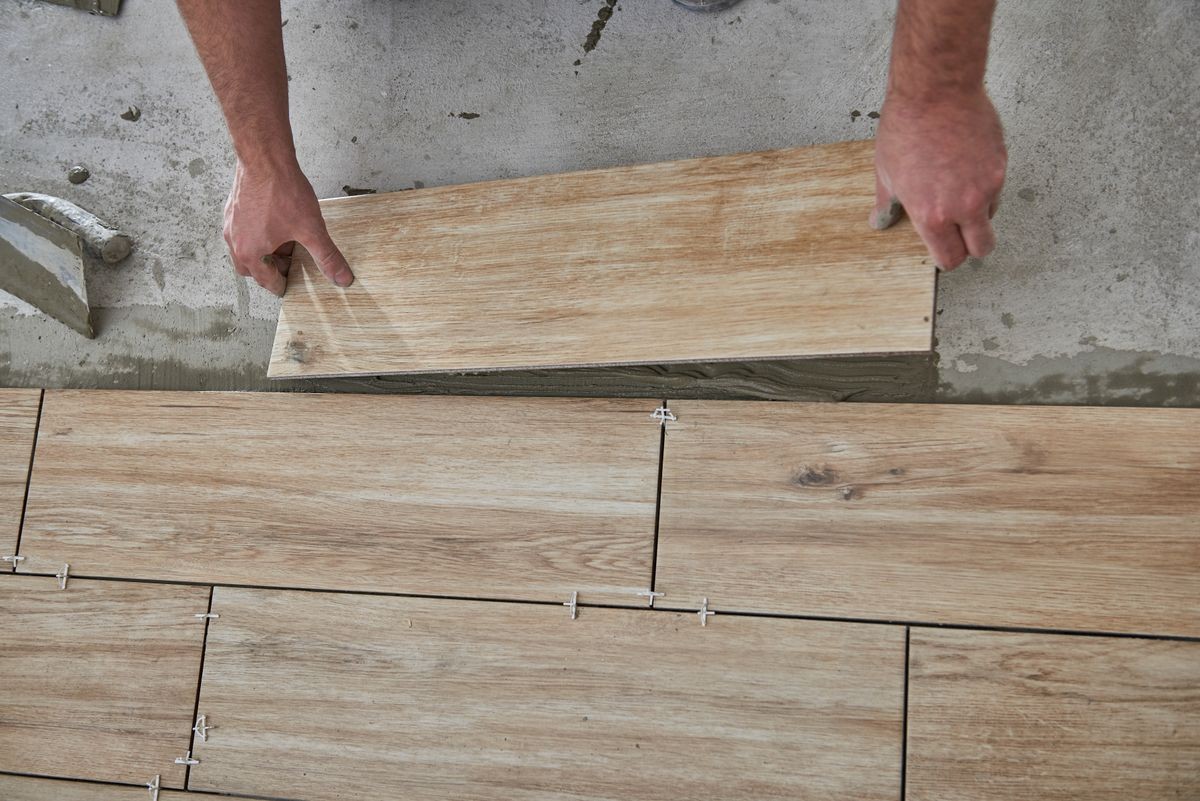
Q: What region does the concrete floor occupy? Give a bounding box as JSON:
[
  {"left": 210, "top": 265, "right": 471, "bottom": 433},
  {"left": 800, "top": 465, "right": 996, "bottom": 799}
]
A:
[{"left": 1, "top": 0, "right": 1197, "bottom": 405}]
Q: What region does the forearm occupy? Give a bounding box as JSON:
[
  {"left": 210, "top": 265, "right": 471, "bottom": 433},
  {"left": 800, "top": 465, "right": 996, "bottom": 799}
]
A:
[
  {"left": 887, "top": 0, "right": 996, "bottom": 103},
  {"left": 176, "top": 0, "right": 296, "bottom": 171}
]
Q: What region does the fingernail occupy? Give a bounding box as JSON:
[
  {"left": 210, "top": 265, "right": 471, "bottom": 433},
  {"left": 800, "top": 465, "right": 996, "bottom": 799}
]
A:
[
  {"left": 872, "top": 198, "right": 903, "bottom": 230},
  {"left": 336, "top": 272, "right": 354, "bottom": 288}
]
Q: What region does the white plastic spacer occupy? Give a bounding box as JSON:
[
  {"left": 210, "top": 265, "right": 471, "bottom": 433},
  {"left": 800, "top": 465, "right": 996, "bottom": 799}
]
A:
[
  {"left": 193, "top": 613, "right": 219, "bottom": 620},
  {"left": 147, "top": 774, "right": 160, "bottom": 801},
  {"left": 193, "top": 714, "right": 213, "bottom": 742},
  {"left": 650, "top": 406, "right": 677, "bottom": 425},
  {"left": 697, "top": 597, "right": 715, "bottom": 627},
  {"left": 1, "top": 555, "right": 23, "bottom": 569},
  {"left": 174, "top": 750, "right": 199, "bottom": 766},
  {"left": 563, "top": 591, "right": 578, "bottom": 620},
  {"left": 55, "top": 563, "right": 70, "bottom": 590},
  {"left": 637, "top": 589, "right": 664, "bottom": 607}
]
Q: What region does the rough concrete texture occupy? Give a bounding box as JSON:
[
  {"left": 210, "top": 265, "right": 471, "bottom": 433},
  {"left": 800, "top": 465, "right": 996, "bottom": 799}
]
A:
[{"left": 1, "top": 0, "right": 1197, "bottom": 404}]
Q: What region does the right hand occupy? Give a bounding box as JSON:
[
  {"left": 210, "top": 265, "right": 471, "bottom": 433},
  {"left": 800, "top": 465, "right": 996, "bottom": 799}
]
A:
[
  {"left": 223, "top": 157, "right": 353, "bottom": 296},
  {"left": 870, "top": 88, "right": 1007, "bottom": 271}
]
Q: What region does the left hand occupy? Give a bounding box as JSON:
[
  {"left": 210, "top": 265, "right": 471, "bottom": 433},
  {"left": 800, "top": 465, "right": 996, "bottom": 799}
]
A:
[{"left": 870, "top": 88, "right": 1007, "bottom": 271}]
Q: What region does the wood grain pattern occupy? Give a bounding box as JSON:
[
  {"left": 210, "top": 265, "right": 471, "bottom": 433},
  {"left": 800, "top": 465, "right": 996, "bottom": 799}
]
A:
[
  {"left": 655, "top": 400, "right": 1200, "bottom": 636},
  {"left": 191, "top": 588, "right": 905, "bottom": 801},
  {"left": 269, "top": 139, "right": 933, "bottom": 379},
  {"left": 0, "top": 576, "right": 209, "bottom": 787},
  {"left": 19, "top": 390, "right": 659, "bottom": 603},
  {"left": 0, "top": 389, "right": 40, "bottom": 557},
  {"left": 907, "top": 629, "right": 1200, "bottom": 801},
  {"left": 0, "top": 775, "right": 188, "bottom": 801}
]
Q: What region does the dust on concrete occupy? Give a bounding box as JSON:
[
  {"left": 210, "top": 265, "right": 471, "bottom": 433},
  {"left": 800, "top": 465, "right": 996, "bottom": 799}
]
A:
[
  {"left": 130, "top": 306, "right": 239, "bottom": 342},
  {"left": 1000, "top": 312, "right": 1016, "bottom": 329},
  {"left": 451, "top": 112, "right": 481, "bottom": 120},
  {"left": 187, "top": 157, "right": 208, "bottom": 178},
  {"left": 0, "top": 305, "right": 276, "bottom": 391},
  {"left": 939, "top": 346, "right": 1200, "bottom": 407}
]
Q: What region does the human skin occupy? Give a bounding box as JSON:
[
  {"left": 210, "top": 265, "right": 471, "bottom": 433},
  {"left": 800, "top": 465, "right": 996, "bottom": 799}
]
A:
[
  {"left": 177, "top": 0, "right": 1005, "bottom": 292},
  {"left": 176, "top": 0, "right": 353, "bottom": 296},
  {"left": 872, "top": 0, "right": 1007, "bottom": 271}
]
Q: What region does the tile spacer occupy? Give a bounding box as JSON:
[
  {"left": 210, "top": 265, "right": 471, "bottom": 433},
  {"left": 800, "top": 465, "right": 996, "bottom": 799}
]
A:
[
  {"left": 1, "top": 555, "right": 23, "bottom": 569},
  {"left": 563, "top": 591, "right": 578, "bottom": 620},
  {"left": 697, "top": 597, "right": 715, "bottom": 627},
  {"left": 146, "top": 774, "right": 160, "bottom": 801},
  {"left": 55, "top": 563, "right": 70, "bottom": 590},
  {"left": 650, "top": 406, "right": 676, "bottom": 425},
  {"left": 194, "top": 612, "right": 219, "bottom": 620},
  {"left": 193, "top": 713, "right": 213, "bottom": 741},
  {"left": 175, "top": 750, "right": 200, "bottom": 766},
  {"left": 637, "top": 589, "right": 664, "bottom": 607}
]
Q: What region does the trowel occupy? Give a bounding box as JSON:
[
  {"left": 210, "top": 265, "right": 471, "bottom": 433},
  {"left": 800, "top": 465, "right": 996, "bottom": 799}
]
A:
[{"left": 0, "top": 193, "right": 132, "bottom": 338}]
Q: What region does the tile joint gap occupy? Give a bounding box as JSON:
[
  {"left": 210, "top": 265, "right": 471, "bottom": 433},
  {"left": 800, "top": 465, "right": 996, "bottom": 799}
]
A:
[
  {"left": 11, "top": 389, "right": 44, "bottom": 563},
  {"left": 648, "top": 397, "right": 667, "bottom": 593},
  {"left": 184, "top": 585, "right": 215, "bottom": 789},
  {"left": 900, "top": 625, "right": 910, "bottom": 801}
]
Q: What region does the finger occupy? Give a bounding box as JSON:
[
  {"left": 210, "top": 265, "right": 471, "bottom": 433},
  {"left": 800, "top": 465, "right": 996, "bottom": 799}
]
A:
[
  {"left": 248, "top": 253, "right": 288, "bottom": 297},
  {"left": 911, "top": 217, "right": 969, "bottom": 271},
  {"left": 869, "top": 172, "right": 903, "bottom": 230},
  {"left": 299, "top": 228, "right": 354, "bottom": 288},
  {"left": 272, "top": 242, "right": 295, "bottom": 277},
  {"left": 960, "top": 218, "right": 997, "bottom": 259}
]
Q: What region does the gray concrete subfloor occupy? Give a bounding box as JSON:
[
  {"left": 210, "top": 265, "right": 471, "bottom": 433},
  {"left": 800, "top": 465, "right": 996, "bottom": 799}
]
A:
[{"left": 1, "top": 0, "right": 1197, "bottom": 405}]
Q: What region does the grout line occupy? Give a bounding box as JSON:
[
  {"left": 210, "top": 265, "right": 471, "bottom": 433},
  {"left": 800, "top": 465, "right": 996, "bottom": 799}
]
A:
[
  {"left": 0, "top": 769, "right": 303, "bottom": 801},
  {"left": 4, "top": 571, "right": 1194, "bottom": 644},
  {"left": 650, "top": 606, "right": 1200, "bottom": 643},
  {"left": 11, "top": 389, "right": 44, "bottom": 564},
  {"left": 900, "top": 625, "right": 910, "bottom": 801},
  {"left": 184, "top": 585, "right": 215, "bottom": 790},
  {"left": 175, "top": 786, "right": 304, "bottom": 801},
  {"left": 648, "top": 397, "right": 668, "bottom": 592},
  {"left": 0, "top": 770, "right": 140, "bottom": 788},
  {"left": 0, "top": 571, "right": 581, "bottom": 607}
]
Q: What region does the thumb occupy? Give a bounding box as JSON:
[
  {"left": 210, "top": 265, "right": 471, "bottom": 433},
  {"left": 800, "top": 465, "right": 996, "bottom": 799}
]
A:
[
  {"left": 300, "top": 227, "right": 355, "bottom": 288},
  {"left": 869, "top": 171, "right": 903, "bottom": 231}
]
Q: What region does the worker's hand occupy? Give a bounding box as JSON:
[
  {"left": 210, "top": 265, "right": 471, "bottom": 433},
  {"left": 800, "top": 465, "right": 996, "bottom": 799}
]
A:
[
  {"left": 223, "top": 157, "right": 353, "bottom": 296},
  {"left": 870, "top": 88, "right": 1007, "bottom": 271}
]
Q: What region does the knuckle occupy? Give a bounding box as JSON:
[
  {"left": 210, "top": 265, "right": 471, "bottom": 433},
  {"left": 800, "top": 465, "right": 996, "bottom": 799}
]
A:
[
  {"left": 961, "top": 192, "right": 989, "bottom": 217},
  {"left": 924, "top": 210, "right": 951, "bottom": 229}
]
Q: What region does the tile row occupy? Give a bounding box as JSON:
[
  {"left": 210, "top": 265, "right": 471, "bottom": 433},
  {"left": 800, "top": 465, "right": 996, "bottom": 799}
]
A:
[
  {"left": 4, "top": 390, "right": 1199, "bottom": 636},
  {"left": 2, "top": 575, "right": 1197, "bottom": 800}
]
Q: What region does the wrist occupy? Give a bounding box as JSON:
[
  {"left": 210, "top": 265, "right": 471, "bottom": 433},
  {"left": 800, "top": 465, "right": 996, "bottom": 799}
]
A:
[
  {"left": 235, "top": 144, "right": 300, "bottom": 179},
  {"left": 885, "top": 80, "right": 986, "bottom": 111}
]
